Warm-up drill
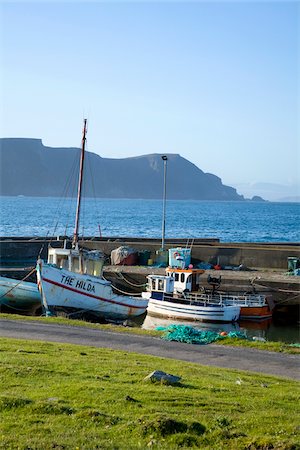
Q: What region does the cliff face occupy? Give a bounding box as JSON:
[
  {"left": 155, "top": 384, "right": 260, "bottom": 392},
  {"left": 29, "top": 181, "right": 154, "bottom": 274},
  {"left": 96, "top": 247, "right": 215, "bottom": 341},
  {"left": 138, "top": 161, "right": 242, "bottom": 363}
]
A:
[{"left": 0, "top": 138, "right": 244, "bottom": 200}]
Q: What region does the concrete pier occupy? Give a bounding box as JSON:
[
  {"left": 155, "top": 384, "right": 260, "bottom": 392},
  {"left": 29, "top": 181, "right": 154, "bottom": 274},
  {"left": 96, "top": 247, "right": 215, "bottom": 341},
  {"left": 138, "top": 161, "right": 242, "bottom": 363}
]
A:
[{"left": 1, "top": 236, "right": 299, "bottom": 269}]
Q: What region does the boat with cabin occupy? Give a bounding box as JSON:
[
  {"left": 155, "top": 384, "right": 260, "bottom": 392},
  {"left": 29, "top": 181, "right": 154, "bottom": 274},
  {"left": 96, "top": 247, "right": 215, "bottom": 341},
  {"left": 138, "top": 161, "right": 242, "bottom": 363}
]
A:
[
  {"left": 36, "top": 120, "right": 148, "bottom": 321},
  {"left": 165, "top": 247, "right": 273, "bottom": 320},
  {"left": 143, "top": 264, "right": 274, "bottom": 322},
  {"left": 200, "top": 275, "right": 274, "bottom": 320},
  {"left": 143, "top": 268, "right": 241, "bottom": 323}
]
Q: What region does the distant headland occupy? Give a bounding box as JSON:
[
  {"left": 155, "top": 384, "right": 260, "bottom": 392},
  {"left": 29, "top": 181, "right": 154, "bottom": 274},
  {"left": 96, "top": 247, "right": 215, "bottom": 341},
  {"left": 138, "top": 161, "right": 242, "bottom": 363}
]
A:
[{"left": 0, "top": 138, "right": 264, "bottom": 201}]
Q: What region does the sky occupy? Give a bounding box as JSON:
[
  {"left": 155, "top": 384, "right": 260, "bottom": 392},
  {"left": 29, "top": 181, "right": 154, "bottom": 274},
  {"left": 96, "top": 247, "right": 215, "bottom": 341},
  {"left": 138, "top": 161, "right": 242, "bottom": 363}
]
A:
[{"left": 0, "top": 0, "right": 299, "bottom": 200}]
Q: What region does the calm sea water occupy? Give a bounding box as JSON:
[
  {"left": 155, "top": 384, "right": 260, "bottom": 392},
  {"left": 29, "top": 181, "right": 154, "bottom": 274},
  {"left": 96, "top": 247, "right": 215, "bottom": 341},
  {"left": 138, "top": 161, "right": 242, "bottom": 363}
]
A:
[{"left": 0, "top": 196, "right": 299, "bottom": 241}]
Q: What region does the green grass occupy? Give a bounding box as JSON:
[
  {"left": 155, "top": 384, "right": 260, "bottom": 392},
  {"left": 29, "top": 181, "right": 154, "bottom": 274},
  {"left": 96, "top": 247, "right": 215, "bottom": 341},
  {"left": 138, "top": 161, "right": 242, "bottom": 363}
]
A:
[
  {"left": 0, "top": 338, "right": 299, "bottom": 449},
  {"left": 0, "top": 313, "right": 299, "bottom": 354},
  {"left": 0, "top": 313, "right": 160, "bottom": 336}
]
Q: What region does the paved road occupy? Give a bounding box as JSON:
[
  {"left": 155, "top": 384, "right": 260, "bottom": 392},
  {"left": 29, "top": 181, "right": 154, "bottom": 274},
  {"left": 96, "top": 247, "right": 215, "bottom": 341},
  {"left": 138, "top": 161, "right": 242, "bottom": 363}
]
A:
[{"left": 0, "top": 319, "right": 299, "bottom": 380}]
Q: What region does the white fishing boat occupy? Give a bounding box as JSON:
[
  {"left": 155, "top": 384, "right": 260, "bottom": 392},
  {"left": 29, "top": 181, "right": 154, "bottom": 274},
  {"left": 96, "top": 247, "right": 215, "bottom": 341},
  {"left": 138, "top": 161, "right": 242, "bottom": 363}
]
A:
[
  {"left": 166, "top": 269, "right": 274, "bottom": 321},
  {"left": 36, "top": 120, "right": 148, "bottom": 321},
  {"left": 143, "top": 268, "right": 240, "bottom": 323}
]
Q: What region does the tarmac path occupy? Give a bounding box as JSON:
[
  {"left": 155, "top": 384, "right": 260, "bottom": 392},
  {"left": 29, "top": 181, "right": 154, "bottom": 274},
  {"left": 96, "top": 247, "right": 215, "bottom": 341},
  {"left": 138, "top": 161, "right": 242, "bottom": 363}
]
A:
[{"left": 0, "top": 319, "right": 299, "bottom": 381}]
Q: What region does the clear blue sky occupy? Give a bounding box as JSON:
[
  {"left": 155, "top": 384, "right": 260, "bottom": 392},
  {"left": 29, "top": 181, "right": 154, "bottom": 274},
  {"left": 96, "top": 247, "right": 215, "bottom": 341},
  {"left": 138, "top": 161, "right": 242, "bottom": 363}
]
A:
[{"left": 1, "top": 1, "right": 299, "bottom": 199}]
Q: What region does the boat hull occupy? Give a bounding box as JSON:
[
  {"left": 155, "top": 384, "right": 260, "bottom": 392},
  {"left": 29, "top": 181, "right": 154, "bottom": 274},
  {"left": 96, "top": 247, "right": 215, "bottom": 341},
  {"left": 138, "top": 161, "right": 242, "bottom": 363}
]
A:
[
  {"left": 147, "top": 298, "right": 240, "bottom": 323},
  {"left": 239, "top": 305, "right": 273, "bottom": 320},
  {"left": 0, "top": 276, "right": 41, "bottom": 315},
  {"left": 37, "top": 262, "right": 148, "bottom": 321},
  {"left": 187, "top": 293, "right": 274, "bottom": 321}
]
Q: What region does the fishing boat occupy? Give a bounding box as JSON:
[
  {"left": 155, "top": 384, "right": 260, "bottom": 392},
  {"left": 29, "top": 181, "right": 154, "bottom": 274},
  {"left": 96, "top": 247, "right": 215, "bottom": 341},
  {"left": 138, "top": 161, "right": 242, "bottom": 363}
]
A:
[
  {"left": 164, "top": 268, "right": 273, "bottom": 320},
  {"left": 143, "top": 268, "right": 241, "bottom": 323},
  {"left": 197, "top": 274, "right": 274, "bottom": 320},
  {"left": 0, "top": 276, "right": 41, "bottom": 315},
  {"left": 36, "top": 120, "right": 148, "bottom": 321},
  {"left": 219, "top": 294, "right": 274, "bottom": 320}
]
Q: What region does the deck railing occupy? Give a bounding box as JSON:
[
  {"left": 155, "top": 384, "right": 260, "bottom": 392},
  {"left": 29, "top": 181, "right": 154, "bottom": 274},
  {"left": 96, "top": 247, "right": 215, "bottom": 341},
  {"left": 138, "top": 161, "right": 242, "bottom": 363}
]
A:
[{"left": 183, "top": 292, "right": 266, "bottom": 306}]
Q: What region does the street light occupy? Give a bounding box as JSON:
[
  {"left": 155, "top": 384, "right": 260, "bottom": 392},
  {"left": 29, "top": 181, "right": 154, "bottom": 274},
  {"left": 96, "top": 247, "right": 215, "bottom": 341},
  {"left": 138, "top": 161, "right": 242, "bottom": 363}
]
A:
[{"left": 161, "top": 155, "right": 168, "bottom": 251}]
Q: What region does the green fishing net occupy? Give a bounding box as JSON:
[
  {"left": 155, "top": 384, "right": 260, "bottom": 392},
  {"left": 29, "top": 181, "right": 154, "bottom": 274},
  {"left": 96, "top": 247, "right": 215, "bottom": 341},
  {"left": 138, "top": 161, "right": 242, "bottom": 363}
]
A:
[{"left": 157, "top": 325, "right": 247, "bottom": 345}]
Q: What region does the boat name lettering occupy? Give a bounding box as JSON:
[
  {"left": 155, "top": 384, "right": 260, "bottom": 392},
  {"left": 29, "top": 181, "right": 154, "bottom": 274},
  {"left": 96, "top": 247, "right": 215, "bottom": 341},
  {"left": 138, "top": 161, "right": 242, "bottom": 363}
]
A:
[
  {"left": 61, "top": 275, "right": 75, "bottom": 286},
  {"left": 75, "top": 279, "right": 96, "bottom": 293}
]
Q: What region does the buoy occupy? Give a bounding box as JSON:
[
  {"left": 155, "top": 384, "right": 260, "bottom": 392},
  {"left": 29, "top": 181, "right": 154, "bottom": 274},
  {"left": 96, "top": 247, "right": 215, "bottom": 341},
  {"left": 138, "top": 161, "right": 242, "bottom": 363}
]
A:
[{"left": 220, "top": 331, "right": 228, "bottom": 336}]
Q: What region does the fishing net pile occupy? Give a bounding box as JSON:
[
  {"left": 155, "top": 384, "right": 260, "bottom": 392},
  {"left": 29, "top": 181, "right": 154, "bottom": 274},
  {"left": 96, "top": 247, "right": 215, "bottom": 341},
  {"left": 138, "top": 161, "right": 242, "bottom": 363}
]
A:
[{"left": 157, "top": 325, "right": 247, "bottom": 345}]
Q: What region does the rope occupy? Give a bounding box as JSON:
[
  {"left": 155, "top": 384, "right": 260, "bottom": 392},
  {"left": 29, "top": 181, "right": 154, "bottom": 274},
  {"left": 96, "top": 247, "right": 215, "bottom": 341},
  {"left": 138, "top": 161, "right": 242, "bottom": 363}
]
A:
[
  {"left": 0, "top": 302, "right": 36, "bottom": 313},
  {"left": 111, "top": 284, "right": 143, "bottom": 297},
  {"left": 60, "top": 308, "right": 95, "bottom": 318},
  {"left": 0, "top": 267, "right": 36, "bottom": 301},
  {"left": 273, "top": 293, "right": 300, "bottom": 305},
  {"left": 190, "top": 238, "right": 195, "bottom": 250},
  {"left": 253, "top": 281, "right": 300, "bottom": 294},
  {"left": 116, "top": 272, "right": 146, "bottom": 288},
  {"left": 111, "top": 284, "right": 141, "bottom": 297},
  {"left": 86, "top": 150, "right": 102, "bottom": 237},
  {"left": 102, "top": 274, "right": 142, "bottom": 297},
  {"left": 50, "top": 151, "right": 79, "bottom": 241}
]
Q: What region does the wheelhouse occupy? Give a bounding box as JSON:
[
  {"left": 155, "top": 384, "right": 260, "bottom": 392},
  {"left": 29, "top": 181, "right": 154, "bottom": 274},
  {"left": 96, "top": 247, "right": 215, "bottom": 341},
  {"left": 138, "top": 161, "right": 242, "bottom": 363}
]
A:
[
  {"left": 146, "top": 275, "right": 174, "bottom": 300},
  {"left": 166, "top": 268, "right": 204, "bottom": 293},
  {"left": 47, "top": 241, "right": 104, "bottom": 277}
]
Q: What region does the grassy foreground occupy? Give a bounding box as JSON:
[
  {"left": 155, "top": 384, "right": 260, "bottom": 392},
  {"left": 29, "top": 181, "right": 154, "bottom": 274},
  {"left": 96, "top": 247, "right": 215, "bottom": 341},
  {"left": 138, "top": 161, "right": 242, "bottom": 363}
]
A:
[{"left": 0, "top": 338, "right": 299, "bottom": 450}]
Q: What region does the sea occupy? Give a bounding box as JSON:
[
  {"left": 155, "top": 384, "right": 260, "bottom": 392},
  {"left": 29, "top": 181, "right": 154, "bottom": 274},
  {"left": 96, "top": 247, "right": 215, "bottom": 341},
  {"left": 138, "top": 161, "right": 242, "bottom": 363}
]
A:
[
  {"left": 0, "top": 196, "right": 299, "bottom": 241},
  {"left": 0, "top": 196, "right": 299, "bottom": 343}
]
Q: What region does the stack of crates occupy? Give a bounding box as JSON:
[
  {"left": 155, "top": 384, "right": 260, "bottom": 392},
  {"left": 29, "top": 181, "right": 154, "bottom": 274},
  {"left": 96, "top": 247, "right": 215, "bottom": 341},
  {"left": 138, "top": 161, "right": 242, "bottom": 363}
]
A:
[{"left": 168, "top": 247, "right": 191, "bottom": 269}]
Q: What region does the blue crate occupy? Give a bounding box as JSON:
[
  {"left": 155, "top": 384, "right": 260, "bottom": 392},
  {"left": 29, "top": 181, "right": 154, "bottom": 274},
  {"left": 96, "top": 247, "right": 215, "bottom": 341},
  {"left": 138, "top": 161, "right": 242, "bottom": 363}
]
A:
[{"left": 168, "top": 248, "right": 191, "bottom": 268}]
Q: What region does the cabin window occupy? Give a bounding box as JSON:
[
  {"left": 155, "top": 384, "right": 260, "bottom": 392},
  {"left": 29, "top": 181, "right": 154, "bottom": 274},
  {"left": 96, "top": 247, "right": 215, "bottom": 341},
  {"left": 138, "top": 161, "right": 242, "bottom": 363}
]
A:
[
  {"left": 152, "top": 280, "right": 156, "bottom": 290},
  {"left": 158, "top": 279, "right": 163, "bottom": 291},
  {"left": 93, "top": 260, "right": 102, "bottom": 277},
  {"left": 180, "top": 273, "right": 185, "bottom": 283},
  {"left": 186, "top": 275, "right": 192, "bottom": 284},
  {"left": 174, "top": 273, "right": 179, "bottom": 281},
  {"left": 84, "top": 260, "right": 94, "bottom": 276},
  {"left": 72, "top": 257, "right": 80, "bottom": 273},
  {"left": 57, "top": 257, "right": 68, "bottom": 269}
]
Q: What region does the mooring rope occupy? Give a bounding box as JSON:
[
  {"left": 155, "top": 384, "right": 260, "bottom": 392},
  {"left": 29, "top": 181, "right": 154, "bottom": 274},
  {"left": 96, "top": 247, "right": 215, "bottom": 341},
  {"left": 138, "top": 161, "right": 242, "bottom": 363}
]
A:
[
  {"left": 0, "top": 267, "right": 36, "bottom": 301},
  {"left": 111, "top": 284, "right": 143, "bottom": 297},
  {"left": 102, "top": 274, "right": 142, "bottom": 297},
  {"left": 253, "top": 281, "right": 300, "bottom": 294},
  {"left": 272, "top": 293, "right": 300, "bottom": 305},
  {"left": 116, "top": 272, "right": 146, "bottom": 288},
  {"left": 0, "top": 302, "right": 35, "bottom": 313}
]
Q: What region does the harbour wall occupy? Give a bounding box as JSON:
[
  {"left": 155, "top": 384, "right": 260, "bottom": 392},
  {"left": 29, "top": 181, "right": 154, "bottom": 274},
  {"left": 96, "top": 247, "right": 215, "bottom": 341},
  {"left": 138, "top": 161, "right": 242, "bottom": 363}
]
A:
[{"left": 0, "top": 236, "right": 299, "bottom": 270}]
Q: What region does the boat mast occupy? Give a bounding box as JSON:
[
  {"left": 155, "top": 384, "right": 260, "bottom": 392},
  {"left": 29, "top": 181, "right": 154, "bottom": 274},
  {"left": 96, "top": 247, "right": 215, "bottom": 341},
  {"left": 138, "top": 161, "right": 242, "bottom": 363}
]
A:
[
  {"left": 161, "top": 155, "right": 168, "bottom": 251},
  {"left": 73, "top": 119, "right": 87, "bottom": 248}
]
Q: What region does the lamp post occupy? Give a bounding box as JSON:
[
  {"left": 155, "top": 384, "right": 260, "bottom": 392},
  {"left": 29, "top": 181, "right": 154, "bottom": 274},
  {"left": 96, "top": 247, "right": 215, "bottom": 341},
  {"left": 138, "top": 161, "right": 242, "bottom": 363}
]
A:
[{"left": 161, "top": 155, "right": 168, "bottom": 251}]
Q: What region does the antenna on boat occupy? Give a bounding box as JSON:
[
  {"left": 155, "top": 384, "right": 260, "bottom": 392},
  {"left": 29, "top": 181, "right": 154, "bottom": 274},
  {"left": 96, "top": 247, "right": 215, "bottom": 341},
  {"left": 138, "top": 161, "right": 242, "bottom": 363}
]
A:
[{"left": 73, "top": 118, "right": 87, "bottom": 248}]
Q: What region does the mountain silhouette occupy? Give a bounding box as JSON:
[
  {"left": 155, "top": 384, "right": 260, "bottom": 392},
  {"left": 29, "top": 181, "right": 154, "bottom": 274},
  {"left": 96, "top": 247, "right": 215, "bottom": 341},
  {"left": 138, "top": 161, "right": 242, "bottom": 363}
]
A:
[{"left": 0, "top": 138, "right": 244, "bottom": 200}]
